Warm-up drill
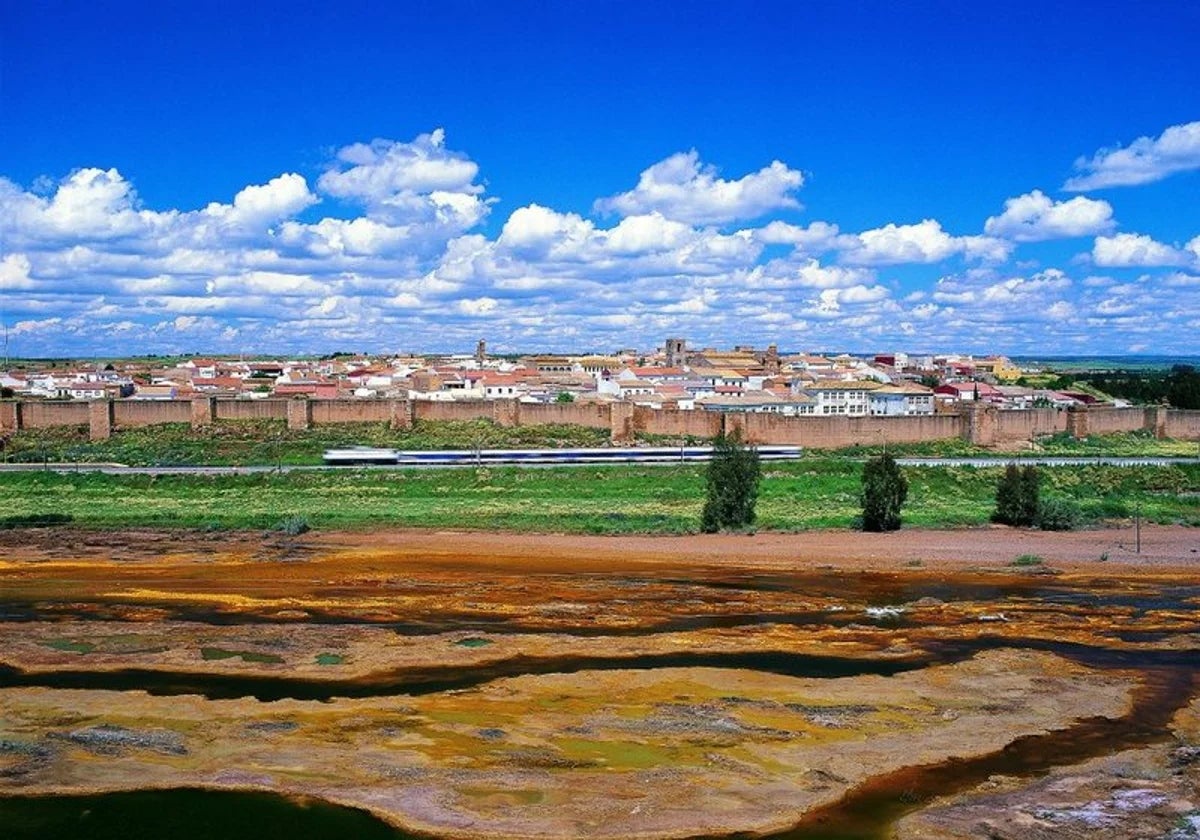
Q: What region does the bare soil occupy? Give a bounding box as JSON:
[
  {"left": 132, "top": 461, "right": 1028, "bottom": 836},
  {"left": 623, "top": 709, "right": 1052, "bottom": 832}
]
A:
[{"left": 1, "top": 523, "right": 1197, "bottom": 573}]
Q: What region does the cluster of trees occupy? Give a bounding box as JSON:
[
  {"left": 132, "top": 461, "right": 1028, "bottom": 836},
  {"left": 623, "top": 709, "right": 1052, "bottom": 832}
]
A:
[
  {"left": 991, "top": 464, "right": 1080, "bottom": 531},
  {"left": 701, "top": 438, "right": 1080, "bottom": 534},
  {"left": 1048, "top": 364, "right": 1200, "bottom": 409}
]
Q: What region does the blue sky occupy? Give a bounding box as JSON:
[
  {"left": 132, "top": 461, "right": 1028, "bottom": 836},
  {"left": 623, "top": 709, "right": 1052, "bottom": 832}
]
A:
[{"left": 2, "top": 0, "right": 1198, "bottom": 357}]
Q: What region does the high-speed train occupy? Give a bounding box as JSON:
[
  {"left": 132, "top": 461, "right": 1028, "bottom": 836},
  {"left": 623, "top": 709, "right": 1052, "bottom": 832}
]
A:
[{"left": 322, "top": 445, "right": 802, "bottom": 466}]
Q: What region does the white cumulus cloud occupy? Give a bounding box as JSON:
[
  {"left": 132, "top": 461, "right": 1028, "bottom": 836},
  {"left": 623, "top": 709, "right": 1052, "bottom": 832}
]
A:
[
  {"left": 841, "top": 219, "right": 1011, "bottom": 266},
  {"left": 317, "top": 129, "right": 489, "bottom": 230},
  {"left": 1092, "top": 233, "right": 1190, "bottom": 267},
  {"left": 207, "top": 173, "right": 317, "bottom": 230},
  {"left": 1065, "top": 120, "right": 1200, "bottom": 191},
  {"left": 594, "top": 150, "right": 803, "bottom": 225},
  {"left": 983, "top": 190, "right": 1114, "bottom": 241}
]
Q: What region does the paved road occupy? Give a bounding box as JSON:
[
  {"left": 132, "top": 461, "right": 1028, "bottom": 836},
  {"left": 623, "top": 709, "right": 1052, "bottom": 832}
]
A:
[
  {"left": 894, "top": 456, "right": 1200, "bottom": 468},
  {"left": 0, "top": 455, "right": 1197, "bottom": 476}
]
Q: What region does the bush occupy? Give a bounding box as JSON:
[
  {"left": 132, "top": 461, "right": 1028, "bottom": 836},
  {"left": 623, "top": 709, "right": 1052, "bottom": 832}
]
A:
[
  {"left": 861, "top": 452, "right": 908, "bottom": 532},
  {"left": 1011, "top": 553, "right": 1044, "bottom": 566},
  {"left": 993, "top": 464, "right": 1040, "bottom": 526},
  {"left": 701, "top": 429, "right": 760, "bottom": 533},
  {"left": 1036, "top": 497, "right": 1083, "bottom": 531},
  {"left": 0, "top": 512, "right": 74, "bottom": 530},
  {"left": 275, "top": 515, "right": 311, "bottom": 536}
]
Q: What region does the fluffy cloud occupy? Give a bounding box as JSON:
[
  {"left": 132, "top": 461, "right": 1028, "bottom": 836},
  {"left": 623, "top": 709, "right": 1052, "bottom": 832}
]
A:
[
  {"left": 840, "top": 219, "right": 1011, "bottom": 265},
  {"left": 983, "top": 190, "right": 1114, "bottom": 241},
  {"left": 206, "top": 173, "right": 317, "bottom": 230},
  {"left": 0, "top": 168, "right": 169, "bottom": 247},
  {"left": 1065, "top": 120, "right": 1200, "bottom": 191},
  {"left": 1092, "top": 233, "right": 1190, "bottom": 267},
  {"left": 317, "top": 129, "right": 489, "bottom": 232},
  {"left": 751, "top": 220, "right": 848, "bottom": 254},
  {"left": 594, "top": 150, "right": 803, "bottom": 225},
  {"left": 2, "top": 134, "right": 1197, "bottom": 356}
]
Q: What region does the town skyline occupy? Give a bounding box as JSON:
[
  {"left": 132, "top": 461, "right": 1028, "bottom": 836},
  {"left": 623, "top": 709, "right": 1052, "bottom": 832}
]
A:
[{"left": 2, "top": 2, "right": 1198, "bottom": 357}]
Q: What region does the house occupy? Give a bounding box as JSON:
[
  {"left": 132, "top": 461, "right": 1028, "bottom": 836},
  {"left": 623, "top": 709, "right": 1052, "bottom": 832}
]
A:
[
  {"left": 935, "top": 382, "right": 1003, "bottom": 404},
  {"left": 868, "top": 382, "right": 935, "bottom": 416},
  {"left": 133, "top": 383, "right": 179, "bottom": 400},
  {"left": 803, "top": 380, "right": 883, "bottom": 416}
]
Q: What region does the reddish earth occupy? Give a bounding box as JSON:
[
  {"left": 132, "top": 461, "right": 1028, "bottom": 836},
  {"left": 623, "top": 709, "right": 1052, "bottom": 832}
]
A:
[
  {"left": 1, "top": 522, "right": 1197, "bottom": 572},
  {"left": 0, "top": 524, "right": 1197, "bottom": 839}
]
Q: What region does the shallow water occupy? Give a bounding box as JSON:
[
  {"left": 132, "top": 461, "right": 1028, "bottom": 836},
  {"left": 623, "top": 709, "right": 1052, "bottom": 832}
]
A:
[
  {"left": 3, "top": 561, "right": 1199, "bottom": 839},
  {"left": 0, "top": 789, "right": 415, "bottom": 840}
]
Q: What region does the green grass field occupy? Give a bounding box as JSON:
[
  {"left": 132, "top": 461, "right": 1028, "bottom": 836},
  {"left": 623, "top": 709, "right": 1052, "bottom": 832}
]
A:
[{"left": 1, "top": 460, "right": 1196, "bottom": 534}]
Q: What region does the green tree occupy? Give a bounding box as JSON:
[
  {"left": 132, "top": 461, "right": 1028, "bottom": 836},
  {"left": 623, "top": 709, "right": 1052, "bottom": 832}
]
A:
[
  {"left": 701, "top": 429, "right": 760, "bottom": 533},
  {"left": 1167, "top": 365, "right": 1200, "bottom": 409},
  {"left": 993, "top": 464, "right": 1039, "bottom": 526},
  {"left": 555, "top": 391, "right": 575, "bottom": 403},
  {"left": 860, "top": 452, "right": 908, "bottom": 532},
  {"left": 1018, "top": 465, "right": 1041, "bottom": 525}
]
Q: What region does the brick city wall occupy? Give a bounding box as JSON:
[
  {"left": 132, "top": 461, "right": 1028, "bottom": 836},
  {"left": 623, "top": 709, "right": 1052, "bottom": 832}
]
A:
[
  {"left": 310, "top": 399, "right": 394, "bottom": 425},
  {"left": 1166, "top": 409, "right": 1200, "bottom": 440},
  {"left": 214, "top": 400, "right": 289, "bottom": 422},
  {"left": 993, "top": 407, "right": 1069, "bottom": 442},
  {"left": 730, "top": 412, "right": 964, "bottom": 448},
  {"left": 112, "top": 399, "right": 191, "bottom": 427},
  {"left": 2, "top": 398, "right": 1199, "bottom": 446},
  {"left": 520, "top": 402, "right": 611, "bottom": 430},
  {"left": 1086, "top": 406, "right": 1151, "bottom": 436}
]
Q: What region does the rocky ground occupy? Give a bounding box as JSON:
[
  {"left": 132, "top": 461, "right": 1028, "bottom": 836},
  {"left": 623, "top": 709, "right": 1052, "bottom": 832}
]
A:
[{"left": 1, "top": 525, "right": 1198, "bottom": 839}]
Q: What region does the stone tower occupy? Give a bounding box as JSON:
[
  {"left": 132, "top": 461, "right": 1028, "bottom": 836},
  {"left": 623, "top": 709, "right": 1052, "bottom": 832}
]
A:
[
  {"left": 664, "top": 337, "right": 687, "bottom": 368},
  {"left": 475, "top": 339, "right": 487, "bottom": 365}
]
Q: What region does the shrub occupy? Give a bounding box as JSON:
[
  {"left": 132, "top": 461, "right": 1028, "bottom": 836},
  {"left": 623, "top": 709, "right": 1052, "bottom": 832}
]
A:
[
  {"left": 861, "top": 453, "right": 908, "bottom": 532},
  {"left": 0, "top": 512, "right": 74, "bottom": 530},
  {"left": 701, "top": 429, "right": 760, "bottom": 533},
  {"left": 275, "top": 515, "right": 311, "bottom": 536},
  {"left": 1036, "top": 497, "right": 1083, "bottom": 531},
  {"left": 1011, "top": 554, "right": 1044, "bottom": 566},
  {"left": 993, "top": 464, "right": 1040, "bottom": 526}
]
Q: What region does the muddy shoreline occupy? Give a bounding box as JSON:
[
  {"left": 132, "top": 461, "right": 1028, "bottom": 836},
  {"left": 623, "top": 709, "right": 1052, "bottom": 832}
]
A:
[
  {"left": 2, "top": 524, "right": 1198, "bottom": 839},
  {"left": 1, "top": 522, "right": 1197, "bottom": 572}
]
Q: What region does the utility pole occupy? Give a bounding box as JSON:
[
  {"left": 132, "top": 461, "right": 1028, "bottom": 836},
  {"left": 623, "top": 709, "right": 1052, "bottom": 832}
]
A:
[{"left": 1135, "top": 500, "right": 1141, "bottom": 555}]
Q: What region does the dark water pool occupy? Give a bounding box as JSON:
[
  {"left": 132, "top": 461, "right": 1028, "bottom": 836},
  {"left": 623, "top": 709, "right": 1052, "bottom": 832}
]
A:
[{"left": 0, "top": 788, "right": 418, "bottom": 840}]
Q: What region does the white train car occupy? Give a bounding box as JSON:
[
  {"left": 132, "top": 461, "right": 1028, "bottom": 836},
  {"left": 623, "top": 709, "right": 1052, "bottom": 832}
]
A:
[
  {"left": 321, "top": 446, "right": 401, "bottom": 465},
  {"left": 323, "top": 445, "right": 802, "bottom": 466}
]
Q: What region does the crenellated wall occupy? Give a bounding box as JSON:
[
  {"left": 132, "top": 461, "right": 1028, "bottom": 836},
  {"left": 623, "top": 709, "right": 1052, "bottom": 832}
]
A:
[
  {"left": 113, "top": 400, "right": 191, "bottom": 427},
  {"left": 3, "top": 398, "right": 1199, "bottom": 446},
  {"left": 1166, "top": 409, "right": 1200, "bottom": 440},
  {"left": 310, "top": 399, "right": 394, "bottom": 424},
  {"left": 20, "top": 401, "right": 90, "bottom": 429},
  {"left": 1085, "top": 406, "right": 1150, "bottom": 436},
  {"left": 734, "top": 412, "right": 963, "bottom": 448},
  {"left": 520, "top": 402, "right": 611, "bottom": 429},
  {"left": 994, "top": 407, "right": 1068, "bottom": 442},
  {"left": 637, "top": 407, "right": 723, "bottom": 440},
  {"left": 215, "top": 400, "right": 289, "bottom": 422},
  {"left": 412, "top": 400, "right": 494, "bottom": 423}
]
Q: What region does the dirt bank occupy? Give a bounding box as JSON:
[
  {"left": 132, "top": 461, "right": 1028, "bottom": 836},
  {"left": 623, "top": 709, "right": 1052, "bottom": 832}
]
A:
[{"left": 1, "top": 523, "right": 1197, "bottom": 573}]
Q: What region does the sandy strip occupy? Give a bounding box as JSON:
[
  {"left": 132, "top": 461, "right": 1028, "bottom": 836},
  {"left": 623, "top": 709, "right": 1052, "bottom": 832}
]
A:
[{"left": 1, "top": 524, "right": 1196, "bottom": 574}]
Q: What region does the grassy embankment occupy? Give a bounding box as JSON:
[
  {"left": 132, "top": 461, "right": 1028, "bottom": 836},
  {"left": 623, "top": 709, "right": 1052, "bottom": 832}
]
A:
[
  {"left": 0, "top": 420, "right": 610, "bottom": 466},
  {"left": 3, "top": 420, "right": 1197, "bottom": 466},
  {"left": 1, "top": 459, "right": 1196, "bottom": 534}
]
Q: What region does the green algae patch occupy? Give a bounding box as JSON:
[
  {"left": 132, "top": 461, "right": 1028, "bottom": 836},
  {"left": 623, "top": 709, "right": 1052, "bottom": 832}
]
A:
[
  {"left": 454, "top": 637, "right": 493, "bottom": 648},
  {"left": 555, "top": 737, "right": 679, "bottom": 769},
  {"left": 314, "top": 653, "right": 346, "bottom": 666},
  {"left": 41, "top": 639, "right": 95, "bottom": 654},
  {"left": 200, "top": 647, "right": 284, "bottom": 664}
]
